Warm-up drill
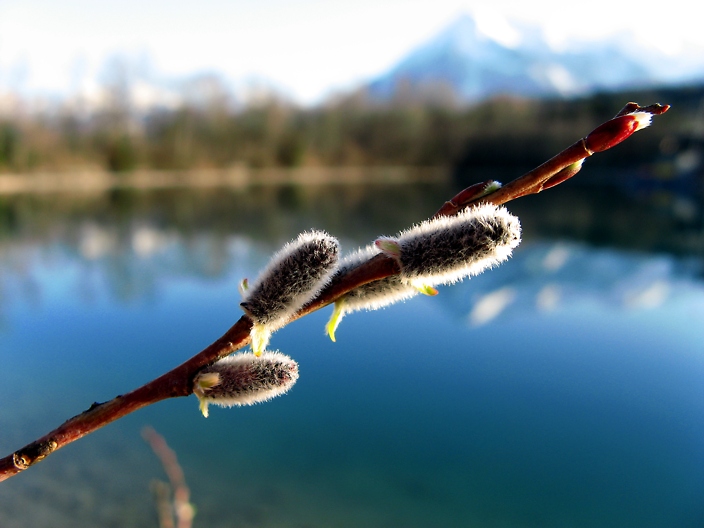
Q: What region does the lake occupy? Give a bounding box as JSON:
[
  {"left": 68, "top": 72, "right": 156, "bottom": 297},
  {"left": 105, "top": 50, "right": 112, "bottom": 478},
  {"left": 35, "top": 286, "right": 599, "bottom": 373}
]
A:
[{"left": 0, "top": 176, "right": 703, "bottom": 527}]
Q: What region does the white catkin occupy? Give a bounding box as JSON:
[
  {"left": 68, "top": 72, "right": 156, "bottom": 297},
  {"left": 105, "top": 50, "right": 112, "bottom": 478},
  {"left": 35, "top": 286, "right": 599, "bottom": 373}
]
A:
[
  {"left": 325, "top": 245, "right": 420, "bottom": 342},
  {"left": 336, "top": 244, "right": 418, "bottom": 313},
  {"left": 241, "top": 230, "right": 339, "bottom": 329},
  {"left": 193, "top": 351, "right": 299, "bottom": 416},
  {"left": 393, "top": 203, "right": 521, "bottom": 286}
]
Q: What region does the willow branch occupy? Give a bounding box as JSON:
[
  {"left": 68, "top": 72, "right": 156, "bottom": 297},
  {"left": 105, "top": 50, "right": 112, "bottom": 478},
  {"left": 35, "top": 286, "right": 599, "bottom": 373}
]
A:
[{"left": 0, "top": 101, "right": 669, "bottom": 482}]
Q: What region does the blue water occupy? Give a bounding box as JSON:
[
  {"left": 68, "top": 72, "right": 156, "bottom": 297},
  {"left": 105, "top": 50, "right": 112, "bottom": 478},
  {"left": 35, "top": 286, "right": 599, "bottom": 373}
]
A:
[{"left": 1, "top": 205, "right": 704, "bottom": 527}]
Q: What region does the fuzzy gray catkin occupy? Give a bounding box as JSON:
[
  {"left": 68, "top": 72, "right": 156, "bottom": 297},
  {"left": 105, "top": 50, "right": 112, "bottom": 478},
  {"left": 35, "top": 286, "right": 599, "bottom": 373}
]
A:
[
  {"left": 379, "top": 203, "right": 521, "bottom": 289},
  {"left": 325, "top": 245, "right": 418, "bottom": 341},
  {"left": 338, "top": 245, "right": 419, "bottom": 312},
  {"left": 241, "top": 230, "right": 339, "bottom": 354},
  {"left": 193, "top": 351, "right": 299, "bottom": 417}
]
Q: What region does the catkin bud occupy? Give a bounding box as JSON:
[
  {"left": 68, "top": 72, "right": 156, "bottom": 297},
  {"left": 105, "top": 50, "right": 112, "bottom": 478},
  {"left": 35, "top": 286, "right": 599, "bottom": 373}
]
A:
[
  {"left": 377, "top": 203, "right": 521, "bottom": 290},
  {"left": 325, "top": 245, "right": 418, "bottom": 342},
  {"left": 584, "top": 111, "right": 652, "bottom": 153},
  {"left": 193, "top": 351, "right": 299, "bottom": 417},
  {"left": 241, "top": 230, "right": 339, "bottom": 354}
]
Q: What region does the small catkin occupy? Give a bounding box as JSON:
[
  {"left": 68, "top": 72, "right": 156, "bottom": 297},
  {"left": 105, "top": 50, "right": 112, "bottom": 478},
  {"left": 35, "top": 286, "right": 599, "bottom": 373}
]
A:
[
  {"left": 193, "top": 351, "right": 299, "bottom": 417},
  {"left": 241, "top": 230, "right": 339, "bottom": 353},
  {"left": 338, "top": 245, "right": 419, "bottom": 313},
  {"left": 325, "top": 245, "right": 419, "bottom": 341},
  {"left": 382, "top": 203, "right": 521, "bottom": 287}
]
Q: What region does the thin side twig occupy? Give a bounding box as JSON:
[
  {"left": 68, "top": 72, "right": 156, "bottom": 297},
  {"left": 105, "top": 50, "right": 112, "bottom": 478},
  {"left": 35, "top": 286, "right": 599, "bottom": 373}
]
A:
[{"left": 143, "top": 426, "right": 195, "bottom": 528}]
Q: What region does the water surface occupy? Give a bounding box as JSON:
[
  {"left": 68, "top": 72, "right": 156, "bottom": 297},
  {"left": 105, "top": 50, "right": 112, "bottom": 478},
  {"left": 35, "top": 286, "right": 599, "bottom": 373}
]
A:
[{"left": 1, "top": 181, "right": 703, "bottom": 527}]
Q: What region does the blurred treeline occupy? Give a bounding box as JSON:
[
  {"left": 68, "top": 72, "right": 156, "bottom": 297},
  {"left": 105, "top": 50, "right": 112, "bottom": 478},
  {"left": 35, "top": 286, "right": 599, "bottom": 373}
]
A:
[{"left": 0, "top": 81, "right": 702, "bottom": 175}]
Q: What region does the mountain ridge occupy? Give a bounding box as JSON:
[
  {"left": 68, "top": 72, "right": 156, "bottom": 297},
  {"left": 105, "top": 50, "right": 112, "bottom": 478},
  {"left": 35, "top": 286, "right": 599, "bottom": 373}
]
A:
[{"left": 364, "top": 12, "right": 698, "bottom": 104}]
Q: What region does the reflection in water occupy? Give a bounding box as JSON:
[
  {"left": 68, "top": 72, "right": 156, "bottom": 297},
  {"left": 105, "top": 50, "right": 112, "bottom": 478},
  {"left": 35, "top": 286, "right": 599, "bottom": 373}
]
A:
[
  {"left": 468, "top": 286, "right": 517, "bottom": 326},
  {"left": 0, "top": 177, "right": 703, "bottom": 309},
  {"left": 0, "top": 182, "right": 453, "bottom": 310},
  {"left": 1, "top": 178, "right": 704, "bottom": 527},
  {"left": 438, "top": 241, "right": 704, "bottom": 327}
]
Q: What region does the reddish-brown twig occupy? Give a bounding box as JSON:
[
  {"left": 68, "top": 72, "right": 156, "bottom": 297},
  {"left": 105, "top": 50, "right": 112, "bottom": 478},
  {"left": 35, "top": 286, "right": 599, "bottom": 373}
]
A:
[
  {"left": 0, "top": 102, "right": 669, "bottom": 483},
  {"left": 433, "top": 102, "right": 670, "bottom": 215}
]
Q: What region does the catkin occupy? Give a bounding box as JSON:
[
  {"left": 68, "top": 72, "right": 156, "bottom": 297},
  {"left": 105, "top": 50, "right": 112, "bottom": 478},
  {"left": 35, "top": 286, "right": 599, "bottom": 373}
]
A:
[
  {"left": 241, "top": 230, "right": 339, "bottom": 353},
  {"left": 241, "top": 230, "right": 339, "bottom": 326},
  {"left": 193, "top": 351, "right": 299, "bottom": 417},
  {"left": 389, "top": 203, "right": 521, "bottom": 287}
]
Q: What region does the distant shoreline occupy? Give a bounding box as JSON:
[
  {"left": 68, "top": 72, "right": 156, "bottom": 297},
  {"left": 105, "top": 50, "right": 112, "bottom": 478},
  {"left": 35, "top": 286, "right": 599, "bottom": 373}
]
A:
[{"left": 0, "top": 166, "right": 450, "bottom": 195}]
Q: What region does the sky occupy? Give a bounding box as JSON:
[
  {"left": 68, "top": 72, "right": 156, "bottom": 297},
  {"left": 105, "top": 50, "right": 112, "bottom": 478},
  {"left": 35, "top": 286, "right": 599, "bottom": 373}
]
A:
[{"left": 1, "top": 0, "right": 703, "bottom": 105}]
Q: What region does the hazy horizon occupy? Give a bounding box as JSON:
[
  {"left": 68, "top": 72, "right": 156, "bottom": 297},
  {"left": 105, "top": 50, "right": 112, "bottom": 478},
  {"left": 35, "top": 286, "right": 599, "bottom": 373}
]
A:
[{"left": 2, "top": 0, "right": 704, "bottom": 106}]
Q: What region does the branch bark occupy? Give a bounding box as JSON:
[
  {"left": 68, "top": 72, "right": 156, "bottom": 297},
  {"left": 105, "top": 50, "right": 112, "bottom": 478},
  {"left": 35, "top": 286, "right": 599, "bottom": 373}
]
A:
[{"left": 0, "top": 102, "right": 669, "bottom": 482}]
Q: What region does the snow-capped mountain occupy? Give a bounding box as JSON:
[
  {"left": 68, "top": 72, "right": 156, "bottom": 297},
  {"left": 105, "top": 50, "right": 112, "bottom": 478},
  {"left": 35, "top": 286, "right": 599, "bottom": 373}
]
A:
[{"left": 365, "top": 13, "right": 700, "bottom": 103}]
